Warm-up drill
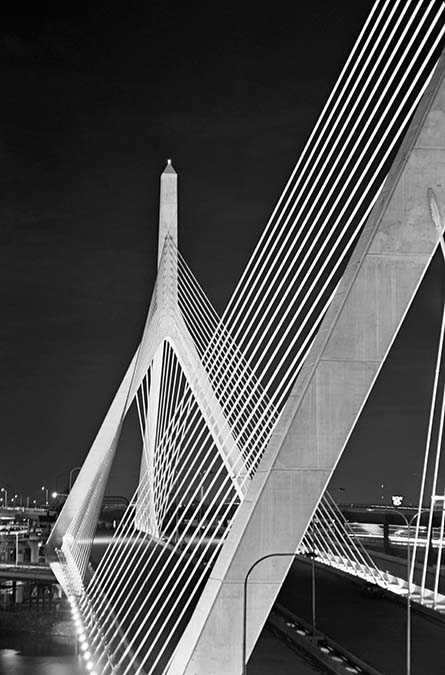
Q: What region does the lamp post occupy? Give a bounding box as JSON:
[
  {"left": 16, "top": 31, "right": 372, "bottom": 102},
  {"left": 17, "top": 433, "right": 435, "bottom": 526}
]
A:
[
  {"left": 395, "top": 511, "right": 413, "bottom": 675},
  {"left": 1, "top": 488, "right": 7, "bottom": 507},
  {"left": 41, "top": 486, "right": 48, "bottom": 506},
  {"left": 310, "top": 521, "right": 316, "bottom": 637},
  {"left": 242, "top": 552, "right": 303, "bottom": 675},
  {"left": 372, "top": 507, "right": 428, "bottom": 675},
  {"left": 52, "top": 491, "right": 68, "bottom": 500}
]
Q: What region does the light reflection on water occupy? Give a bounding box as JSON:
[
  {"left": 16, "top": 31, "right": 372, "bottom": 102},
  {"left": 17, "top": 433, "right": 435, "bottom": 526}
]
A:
[{"left": 0, "top": 632, "right": 83, "bottom": 675}]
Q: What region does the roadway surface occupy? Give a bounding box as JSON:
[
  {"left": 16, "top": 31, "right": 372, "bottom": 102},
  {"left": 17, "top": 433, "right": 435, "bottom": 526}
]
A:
[
  {"left": 249, "top": 629, "right": 322, "bottom": 674},
  {"left": 277, "top": 558, "right": 445, "bottom": 675}
]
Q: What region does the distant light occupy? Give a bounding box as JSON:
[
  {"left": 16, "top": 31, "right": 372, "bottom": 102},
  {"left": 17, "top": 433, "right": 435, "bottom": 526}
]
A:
[
  {"left": 392, "top": 495, "right": 404, "bottom": 507},
  {"left": 51, "top": 492, "right": 58, "bottom": 499},
  {"left": 84, "top": 650, "right": 91, "bottom": 660},
  {"left": 86, "top": 661, "right": 94, "bottom": 671}
]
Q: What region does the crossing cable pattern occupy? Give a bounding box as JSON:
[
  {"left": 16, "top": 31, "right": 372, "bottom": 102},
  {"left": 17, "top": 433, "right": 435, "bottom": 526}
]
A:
[{"left": 49, "top": 2, "right": 445, "bottom": 674}]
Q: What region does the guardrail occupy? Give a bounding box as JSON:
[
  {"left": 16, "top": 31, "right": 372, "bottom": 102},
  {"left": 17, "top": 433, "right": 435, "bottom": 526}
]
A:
[{"left": 270, "top": 603, "right": 383, "bottom": 675}]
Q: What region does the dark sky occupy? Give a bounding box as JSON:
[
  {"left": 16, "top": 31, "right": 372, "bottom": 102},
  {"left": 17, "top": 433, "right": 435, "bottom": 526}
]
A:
[{"left": 0, "top": 1, "right": 442, "bottom": 506}]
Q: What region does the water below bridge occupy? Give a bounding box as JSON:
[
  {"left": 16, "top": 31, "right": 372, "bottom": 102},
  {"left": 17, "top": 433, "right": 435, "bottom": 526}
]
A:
[{"left": 0, "top": 630, "right": 82, "bottom": 675}]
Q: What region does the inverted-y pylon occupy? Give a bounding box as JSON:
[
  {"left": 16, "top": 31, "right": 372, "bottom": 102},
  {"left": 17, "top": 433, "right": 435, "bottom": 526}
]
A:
[
  {"left": 46, "top": 161, "right": 246, "bottom": 589},
  {"left": 129, "top": 162, "right": 246, "bottom": 537}
]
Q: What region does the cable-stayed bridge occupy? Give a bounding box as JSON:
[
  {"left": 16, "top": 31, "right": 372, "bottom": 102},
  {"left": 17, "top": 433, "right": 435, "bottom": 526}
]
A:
[{"left": 45, "top": 2, "right": 445, "bottom": 673}]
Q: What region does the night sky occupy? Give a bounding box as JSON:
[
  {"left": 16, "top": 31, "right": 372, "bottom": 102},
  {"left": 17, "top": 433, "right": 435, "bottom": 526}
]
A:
[{"left": 1, "top": 2, "right": 443, "bottom": 506}]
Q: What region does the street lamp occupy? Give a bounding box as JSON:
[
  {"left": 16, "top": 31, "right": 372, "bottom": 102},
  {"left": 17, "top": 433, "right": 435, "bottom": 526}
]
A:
[
  {"left": 1, "top": 488, "right": 7, "bottom": 507},
  {"left": 242, "top": 552, "right": 302, "bottom": 675},
  {"left": 310, "top": 522, "right": 317, "bottom": 636},
  {"left": 395, "top": 509, "right": 421, "bottom": 675},
  {"left": 52, "top": 491, "right": 69, "bottom": 499},
  {"left": 372, "top": 506, "right": 428, "bottom": 675},
  {"left": 41, "top": 486, "right": 48, "bottom": 506}
]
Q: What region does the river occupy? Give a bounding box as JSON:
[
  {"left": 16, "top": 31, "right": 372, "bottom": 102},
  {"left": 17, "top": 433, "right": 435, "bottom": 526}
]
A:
[{"left": 0, "top": 619, "right": 82, "bottom": 675}]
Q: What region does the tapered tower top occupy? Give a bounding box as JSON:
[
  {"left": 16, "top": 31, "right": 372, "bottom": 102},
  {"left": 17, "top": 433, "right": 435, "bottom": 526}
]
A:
[
  {"left": 163, "top": 158, "right": 176, "bottom": 174},
  {"left": 158, "top": 159, "right": 178, "bottom": 267}
]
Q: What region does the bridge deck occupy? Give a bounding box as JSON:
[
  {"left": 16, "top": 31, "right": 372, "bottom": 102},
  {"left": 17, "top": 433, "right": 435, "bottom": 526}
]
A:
[{"left": 0, "top": 563, "right": 55, "bottom": 583}]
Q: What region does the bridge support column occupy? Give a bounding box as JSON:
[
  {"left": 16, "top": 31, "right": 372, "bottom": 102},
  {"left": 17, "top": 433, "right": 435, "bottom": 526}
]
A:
[
  {"left": 29, "top": 539, "right": 39, "bottom": 564},
  {"left": 383, "top": 517, "right": 392, "bottom": 556}
]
